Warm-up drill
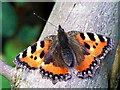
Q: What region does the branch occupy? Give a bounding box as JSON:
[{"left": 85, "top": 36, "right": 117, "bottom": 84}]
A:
[{"left": 0, "top": 58, "right": 14, "bottom": 81}]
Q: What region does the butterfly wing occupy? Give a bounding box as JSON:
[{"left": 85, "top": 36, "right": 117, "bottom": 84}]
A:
[
  {"left": 14, "top": 39, "right": 52, "bottom": 69},
  {"left": 68, "top": 31, "right": 113, "bottom": 78}
]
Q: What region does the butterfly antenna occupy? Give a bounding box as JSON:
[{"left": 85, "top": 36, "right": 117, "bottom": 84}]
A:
[{"left": 33, "top": 13, "right": 57, "bottom": 28}]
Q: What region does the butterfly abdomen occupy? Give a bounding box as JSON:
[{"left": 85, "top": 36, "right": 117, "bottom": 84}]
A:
[{"left": 61, "top": 47, "right": 75, "bottom": 67}]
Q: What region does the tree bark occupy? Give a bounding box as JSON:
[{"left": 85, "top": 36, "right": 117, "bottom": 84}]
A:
[{"left": 0, "top": 2, "right": 118, "bottom": 88}]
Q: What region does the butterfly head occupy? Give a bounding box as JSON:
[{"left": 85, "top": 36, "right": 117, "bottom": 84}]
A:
[
  {"left": 57, "top": 25, "right": 68, "bottom": 43},
  {"left": 58, "top": 25, "right": 65, "bottom": 34}
]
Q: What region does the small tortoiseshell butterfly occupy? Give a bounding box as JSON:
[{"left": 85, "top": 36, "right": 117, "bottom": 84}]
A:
[{"left": 14, "top": 25, "right": 113, "bottom": 84}]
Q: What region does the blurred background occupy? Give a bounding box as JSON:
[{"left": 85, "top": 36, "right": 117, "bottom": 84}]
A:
[{"left": 1, "top": 2, "right": 55, "bottom": 89}]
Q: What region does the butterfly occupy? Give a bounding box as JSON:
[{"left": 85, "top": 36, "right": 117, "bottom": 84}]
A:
[{"left": 14, "top": 25, "right": 113, "bottom": 84}]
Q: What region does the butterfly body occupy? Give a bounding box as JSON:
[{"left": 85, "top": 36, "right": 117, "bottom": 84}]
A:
[
  {"left": 57, "top": 25, "right": 76, "bottom": 67},
  {"left": 14, "top": 25, "right": 113, "bottom": 84}
]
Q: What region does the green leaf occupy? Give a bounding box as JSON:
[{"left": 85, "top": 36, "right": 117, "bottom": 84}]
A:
[{"left": 2, "top": 2, "right": 17, "bottom": 38}]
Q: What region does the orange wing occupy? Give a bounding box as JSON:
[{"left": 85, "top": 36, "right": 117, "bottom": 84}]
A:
[
  {"left": 14, "top": 40, "right": 51, "bottom": 69},
  {"left": 74, "top": 32, "right": 113, "bottom": 78},
  {"left": 40, "top": 62, "right": 71, "bottom": 84}
]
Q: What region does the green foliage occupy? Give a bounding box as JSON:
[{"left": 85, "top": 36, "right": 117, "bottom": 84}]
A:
[
  {"left": 15, "top": 2, "right": 25, "bottom": 7},
  {"left": 17, "top": 25, "right": 40, "bottom": 44},
  {"left": 0, "top": 75, "right": 1, "bottom": 90},
  {"left": 0, "top": 75, "right": 11, "bottom": 89},
  {"left": 4, "top": 25, "right": 40, "bottom": 67},
  {"left": 15, "top": 0, "right": 25, "bottom": 2},
  {"left": 2, "top": 2, "right": 17, "bottom": 38},
  {"left": 4, "top": 39, "right": 25, "bottom": 67}
]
